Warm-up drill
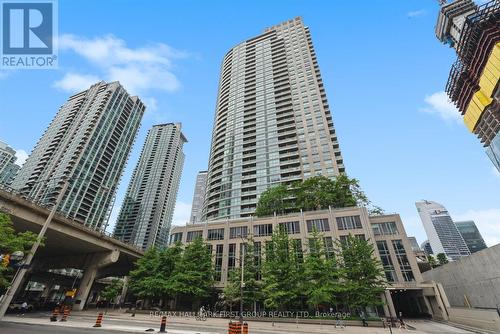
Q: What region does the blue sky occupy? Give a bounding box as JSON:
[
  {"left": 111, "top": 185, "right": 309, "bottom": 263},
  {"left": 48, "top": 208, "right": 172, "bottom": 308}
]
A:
[{"left": 1, "top": 0, "right": 498, "bottom": 246}]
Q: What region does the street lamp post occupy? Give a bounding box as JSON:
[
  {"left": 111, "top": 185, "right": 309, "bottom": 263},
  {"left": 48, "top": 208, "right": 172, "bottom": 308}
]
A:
[
  {"left": 239, "top": 240, "right": 245, "bottom": 324},
  {"left": 0, "top": 180, "right": 69, "bottom": 319}
]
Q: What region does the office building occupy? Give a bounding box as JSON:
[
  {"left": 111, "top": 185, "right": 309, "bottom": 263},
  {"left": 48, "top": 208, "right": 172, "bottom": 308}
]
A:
[
  {"left": 416, "top": 200, "right": 470, "bottom": 261},
  {"left": 170, "top": 208, "right": 449, "bottom": 320},
  {"left": 189, "top": 170, "right": 207, "bottom": 224},
  {"left": 114, "top": 123, "right": 186, "bottom": 250},
  {"left": 455, "top": 220, "right": 487, "bottom": 253},
  {"left": 203, "top": 17, "right": 345, "bottom": 220},
  {"left": 436, "top": 0, "right": 500, "bottom": 172},
  {"left": 421, "top": 240, "right": 434, "bottom": 255},
  {"left": 12, "top": 81, "right": 145, "bottom": 230},
  {"left": 0, "top": 141, "right": 20, "bottom": 186}
]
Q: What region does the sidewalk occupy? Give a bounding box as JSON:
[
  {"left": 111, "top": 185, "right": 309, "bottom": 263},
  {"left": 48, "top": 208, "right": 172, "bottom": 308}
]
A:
[{"left": 1, "top": 311, "right": 476, "bottom": 334}]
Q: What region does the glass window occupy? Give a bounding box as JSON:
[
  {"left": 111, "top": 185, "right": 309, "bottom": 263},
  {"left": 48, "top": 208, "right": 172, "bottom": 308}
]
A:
[
  {"left": 208, "top": 228, "right": 225, "bottom": 241},
  {"left": 254, "top": 223, "right": 273, "bottom": 237},
  {"left": 230, "top": 226, "right": 248, "bottom": 239},
  {"left": 376, "top": 240, "right": 396, "bottom": 282},
  {"left": 279, "top": 221, "right": 300, "bottom": 234},
  {"left": 391, "top": 240, "right": 415, "bottom": 282},
  {"left": 336, "top": 216, "right": 362, "bottom": 230},
  {"left": 372, "top": 222, "right": 398, "bottom": 236},
  {"left": 306, "top": 218, "right": 330, "bottom": 232},
  {"left": 169, "top": 232, "right": 183, "bottom": 244},
  {"left": 186, "top": 230, "right": 203, "bottom": 242}
]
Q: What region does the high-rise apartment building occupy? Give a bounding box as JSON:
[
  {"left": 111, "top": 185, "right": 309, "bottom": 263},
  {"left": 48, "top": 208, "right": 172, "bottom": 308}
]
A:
[
  {"left": 12, "top": 81, "right": 145, "bottom": 230},
  {"left": 114, "top": 123, "right": 186, "bottom": 250},
  {"left": 416, "top": 200, "right": 470, "bottom": 261},
  {"left": 436, "top": 0, "right": 499, "bottom": 172},
  {"left": 203, "top": 17, "right": 344, "bottom": 220},
  {"left": 189, "top": 170, "right": 207, "bottom": 224},
  {"left": 455, "top": 220, "right": 487, "bottom": 253},
  {"left": 0, "top": 141, "right": 19, "bottom": 186}
]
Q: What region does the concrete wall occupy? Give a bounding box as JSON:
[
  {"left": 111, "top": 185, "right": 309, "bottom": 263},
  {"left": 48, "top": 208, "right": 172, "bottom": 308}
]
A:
[
  {"left": 422, "top": 244, "right": 500, "bottom": 309},
  {"left": 448, "top": 307, "right": 500, "bottom": 334}
]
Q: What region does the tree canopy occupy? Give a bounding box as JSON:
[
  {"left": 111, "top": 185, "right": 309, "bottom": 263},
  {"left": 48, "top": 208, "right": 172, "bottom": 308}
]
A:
[
  {"left": 255, "top": 175, "right": 382, "bottom": 217},
  {"left": 0, "top": 212, "right": 38, "bottom": 290}
]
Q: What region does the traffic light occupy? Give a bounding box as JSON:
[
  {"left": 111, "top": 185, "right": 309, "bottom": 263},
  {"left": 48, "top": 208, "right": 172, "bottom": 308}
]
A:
[{"left": 1, "top": 254, "right": 10, "bottom": 267}]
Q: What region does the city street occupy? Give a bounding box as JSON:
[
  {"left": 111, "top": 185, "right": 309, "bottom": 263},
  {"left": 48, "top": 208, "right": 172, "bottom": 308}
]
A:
[{"left": 0, "top": 311, "right": 476, "bottom": 334}]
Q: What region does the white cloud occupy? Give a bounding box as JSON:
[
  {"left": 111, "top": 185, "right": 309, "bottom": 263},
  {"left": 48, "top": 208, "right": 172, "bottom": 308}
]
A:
[
  {"left": 14, "top": 149, "right": 29, "bottom": 166},
  {"left": 172, "top": 201, "right": 191, "bottom": 226},
  {"left": 454, "top": 209, "right": 500, "bottom": 247},
  {"left": 54, "top": 34, "right": 186, "bottom": 95},
  {"left": 420, "top": 91, "right": 461, "bottom": 122},
  {"left": 53, "top": 73, "right": 101, "bottom": 92},
  {"left": 407, "top": 10, "right": 426, "bottom": 18}
]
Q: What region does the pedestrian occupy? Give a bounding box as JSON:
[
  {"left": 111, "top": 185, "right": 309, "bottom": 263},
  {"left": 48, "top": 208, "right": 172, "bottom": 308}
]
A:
[
  {"left": 335, "top": 313, "right": 345, "bottom": 328},
  {"left": 360, "top": 310, "right": 368, "bottom": 327},
  {"left": 397, "top": 311, "right": 407, "bottom": 330},
  {"left": 20, "top": 301, "right": 28, "bottom": 316}
]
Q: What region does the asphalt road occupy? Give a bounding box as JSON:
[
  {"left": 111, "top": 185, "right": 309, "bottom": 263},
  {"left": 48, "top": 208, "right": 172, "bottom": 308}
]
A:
[{"left": 0, "top": 322, "right": 127, "bottom": 334}]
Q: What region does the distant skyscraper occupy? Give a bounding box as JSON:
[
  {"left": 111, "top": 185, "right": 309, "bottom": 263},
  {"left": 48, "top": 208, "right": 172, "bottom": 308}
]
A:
[
  {"left": 416, "top": 200, "right": 470, "bottom": 261},
  {"left": 114, "top": 123, "right": 186, "bottom": 250},
  {"left": 189, "top": 170, "right": 207, "bottom": 224},
  {"left": 421, "top": 240, "right": 434, "bottom": 255},
  {"left": 455, "top": 220, "right": 487, "bottom": 254},
  {"left": 435, "top": 0, "right": 500, "bottom": 172},
  {"left": 12, "top": 81, "right": 145, "bottom": 230},
  {"left": 203, "top": 17, "right": 345, "bottom": 220},
  {"left": 0, "top": 141, "right": 19, "bottom": 186}
]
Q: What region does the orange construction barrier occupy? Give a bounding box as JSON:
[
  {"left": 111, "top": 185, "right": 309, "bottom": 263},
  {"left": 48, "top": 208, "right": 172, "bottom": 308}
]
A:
[
  {"left": 159, "top": 315, "right": 167, "bottom": 332},
  {"left": 59, "top": 306, "right": 70, "bottom": 322},
  {"left": 93, "top": 312, "right": 104, "bottom": 327},
  {"left": 228, "top": 321, "right": 234, "bottom": 334},
  {"left": 50, "top": 306, "right": 60, "bottom": 322},
  {"left": 243, "top": 322, "right": 249, "bottom": 334}
]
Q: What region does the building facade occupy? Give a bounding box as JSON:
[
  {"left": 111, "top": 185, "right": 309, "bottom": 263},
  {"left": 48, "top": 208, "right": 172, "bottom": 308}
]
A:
[
  {"left": 189, "top": 170, "right": 207, "bottom": 224},
  {"left": 416, "top": 200, "right": 470, "bottom": 261},
  {"left": 436, "top": 0, "right": 500, "bottom": 172},
  {"left": 454, "top": 220, "right": 487, "bottom": 254},
  {"left": 0, "top": 141, "right": 19, "bottom": 186},
  {"left": 203, "top": 17, "right": 345, "bottom": 221},
  {"left": 114, "top": 123, "right": 186, "bottom": 250},
  {"left": 11, "top": 81, "right": 145, "bottom": 230},
  {"left": 421, "top": 240, "right": 434, "bottom": 255},
  {"left": 170, "top": 207, "right": 449, "bottom": 320}
]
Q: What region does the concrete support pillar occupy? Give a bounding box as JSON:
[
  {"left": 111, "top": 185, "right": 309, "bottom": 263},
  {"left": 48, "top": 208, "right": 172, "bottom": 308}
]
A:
[
  {"left": 384, "top": 290, "right": 397, "bottom": 318},
  {"left": 74, "top": 264, "right": 98, "bottom": 310},
  {"left": 119, "top": 276, "right": 129, "bottom": 307},
  {"left": 434, "top": 283, "right": 449, "bottom": 321},
  {"left": 73, "top": 250, "right": 120, "bottom": 311}
]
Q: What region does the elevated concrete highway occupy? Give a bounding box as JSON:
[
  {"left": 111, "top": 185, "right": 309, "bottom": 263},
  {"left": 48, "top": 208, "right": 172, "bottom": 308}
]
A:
[{"left": 0, "top": 188, "right": 144, "bottom": 310}]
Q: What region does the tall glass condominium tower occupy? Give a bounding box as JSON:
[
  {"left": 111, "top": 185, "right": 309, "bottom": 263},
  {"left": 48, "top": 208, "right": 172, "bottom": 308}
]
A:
[
  {"left": 114, "top": 123, "right": 186, "bottom": 250},
  {"left": 203, "top": 17, "right": 345, "bottom": 220},
  {"left": 12, "top": 81, "right": 145, "bottom": 230}
]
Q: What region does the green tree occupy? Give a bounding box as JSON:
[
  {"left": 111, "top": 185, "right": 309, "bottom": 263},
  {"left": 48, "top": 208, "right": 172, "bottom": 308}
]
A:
[
  {"left": 168, "top": 237, "right": 214, "bottom": 304},
  {"left": 303, "top": 229, "right": 342, "bottom": 311},
  {"left": 0, "top": 212, "right": 38, "bottom": 290},
  {"left": 436, "top": 253, "right": 449, "bottom": 266},
  {"left": 261, "top": 226, "right": 300, "bottom": 310},
  {"left": 427, "top": 255, "right": 438, "bottom": 268},
  {"left": 255, "top": 175, "right": 378, "bottom": 217},
  {"left": 100, "top": 278, "right": 123, "bottom": 313},
  {"left": 129, "top": 247, "right": 162, "bottom": 304},
  {"left": 338, "top": 235, "right": 385, "bottom": 310},
  {"left": 254, "top": 184, "right": 289, "bottom": 217},
  {"left": 223, "top": 269, "right": 241, "bottom": 311}
]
